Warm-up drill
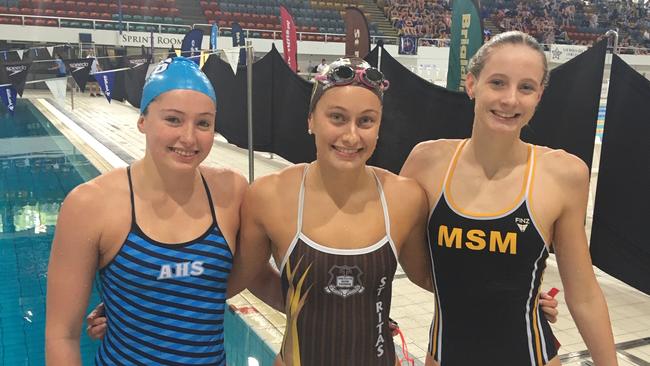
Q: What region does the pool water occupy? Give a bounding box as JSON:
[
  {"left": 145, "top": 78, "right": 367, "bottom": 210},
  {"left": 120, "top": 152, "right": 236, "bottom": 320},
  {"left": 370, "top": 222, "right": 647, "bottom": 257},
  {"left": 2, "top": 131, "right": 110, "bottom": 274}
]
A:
[
  {"left": 0, "top": 100, "right": 101, "bottom": 365},
  {"left": 0, "top": 100, "right": 277, "bottom": 365}
]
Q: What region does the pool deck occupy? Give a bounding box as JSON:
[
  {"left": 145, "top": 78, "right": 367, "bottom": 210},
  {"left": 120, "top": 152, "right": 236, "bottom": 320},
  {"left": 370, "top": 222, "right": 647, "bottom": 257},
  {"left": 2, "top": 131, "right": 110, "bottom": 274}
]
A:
[{"left": 28, "top": 91, "right": 650, "bottom": 365}]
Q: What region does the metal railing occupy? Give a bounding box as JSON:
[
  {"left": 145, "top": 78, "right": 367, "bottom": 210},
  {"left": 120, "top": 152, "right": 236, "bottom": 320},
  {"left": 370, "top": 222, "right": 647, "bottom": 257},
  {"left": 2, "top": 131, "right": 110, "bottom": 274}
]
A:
[{"left": 0, "top": 13, "right": 191, "bottom": 33}]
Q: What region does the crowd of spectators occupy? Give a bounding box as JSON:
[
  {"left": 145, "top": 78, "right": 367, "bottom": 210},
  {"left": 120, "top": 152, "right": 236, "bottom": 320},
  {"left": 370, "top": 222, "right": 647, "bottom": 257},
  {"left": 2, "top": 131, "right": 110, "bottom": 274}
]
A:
[
  {"left": 383, "top": 0, "right": 452, "bottom": 40},
  {"left": 380, "top": 0, "right": 650, "bottom": 52}
]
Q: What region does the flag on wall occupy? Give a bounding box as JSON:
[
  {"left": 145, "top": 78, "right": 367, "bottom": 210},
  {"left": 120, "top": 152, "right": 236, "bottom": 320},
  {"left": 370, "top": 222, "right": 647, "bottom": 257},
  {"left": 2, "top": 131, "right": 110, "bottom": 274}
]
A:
[{"left": 398, "top": 36, "right": 418, "bottom": 55}]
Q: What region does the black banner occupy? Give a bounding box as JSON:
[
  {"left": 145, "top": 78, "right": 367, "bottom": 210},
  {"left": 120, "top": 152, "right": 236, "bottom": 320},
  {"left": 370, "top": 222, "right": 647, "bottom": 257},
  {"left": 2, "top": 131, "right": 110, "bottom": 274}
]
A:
[
  {"left": 523, "top": 39, "right": 607, "bottom": 170},
  {"left": 124, "top": 61, "right": 150, "bottom": 110},
  {"left": 365, "top": 46, "right": 473, "bottom": 172},
  {"left": 203, "top": 43, "right": 605, "bottom": 174},
  {"left": 590, "top": 55, "right": 650, "bottom": 295},
  {"left": 112, "top": 55, "right": 152, "bottom": 102},
  {"left": 2, "top": 60, "right": 32, "bottom": 96},
  {"left": 64, "top": 58, "right": 93, "bottom": 92},
  {"left": 202, "top": 44, "right": 314, "bottom": 161}
]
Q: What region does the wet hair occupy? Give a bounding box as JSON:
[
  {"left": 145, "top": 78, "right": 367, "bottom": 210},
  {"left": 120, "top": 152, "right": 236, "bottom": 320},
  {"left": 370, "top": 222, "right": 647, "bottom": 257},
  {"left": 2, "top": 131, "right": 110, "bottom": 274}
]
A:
[
  {"left": 468, "top": 31, "right": 549, "bottom": 87},
  {"left": 309, "top": 57, "right": 386, "bottom": 114}
]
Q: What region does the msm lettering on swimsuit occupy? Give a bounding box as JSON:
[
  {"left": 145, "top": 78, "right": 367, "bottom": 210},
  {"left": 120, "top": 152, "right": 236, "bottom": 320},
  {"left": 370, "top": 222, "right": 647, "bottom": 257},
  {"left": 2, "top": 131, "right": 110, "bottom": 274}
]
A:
[
  {"left": 438, "top": 225, "right": 517, "bottom": 254},
  {"left": 375, "top": 276, "right": 387, "bottom": 358},
  {"left": 157, "top": 261, "right": 205, "bottom": 280}
]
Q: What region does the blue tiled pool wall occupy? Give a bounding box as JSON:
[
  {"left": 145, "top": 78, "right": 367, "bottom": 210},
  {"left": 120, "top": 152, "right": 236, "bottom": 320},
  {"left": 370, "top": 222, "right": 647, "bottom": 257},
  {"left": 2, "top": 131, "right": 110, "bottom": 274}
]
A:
[{"left": 225, "top": 308, "right": 277, "bottom": 366}]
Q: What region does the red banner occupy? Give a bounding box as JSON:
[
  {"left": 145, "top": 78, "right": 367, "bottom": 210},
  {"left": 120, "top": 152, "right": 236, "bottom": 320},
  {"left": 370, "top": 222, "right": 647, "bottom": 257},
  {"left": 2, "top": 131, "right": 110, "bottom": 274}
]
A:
[{"left": 280, "top": 6, "right": 297, "bottom": 72}]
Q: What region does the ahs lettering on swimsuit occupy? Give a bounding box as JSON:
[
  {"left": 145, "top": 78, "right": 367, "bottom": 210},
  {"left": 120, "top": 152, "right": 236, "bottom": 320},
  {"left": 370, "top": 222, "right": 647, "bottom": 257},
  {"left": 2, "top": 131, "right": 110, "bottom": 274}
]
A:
[
  {"left": 157, "top": 261, "right": 205, "bottom": 279},
  {"left": 437, "top": 225, "right": 517, "bottom": 254}
]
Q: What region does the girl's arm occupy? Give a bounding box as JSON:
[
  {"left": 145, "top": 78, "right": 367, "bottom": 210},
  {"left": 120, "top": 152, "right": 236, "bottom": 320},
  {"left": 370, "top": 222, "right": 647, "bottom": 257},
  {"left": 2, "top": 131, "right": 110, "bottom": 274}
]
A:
[
  {"left": 46, "top": 183, "right": 104, "bottom": 365},
  {"left": 552, "top": 155, "right": 617, "bottom": 366}
]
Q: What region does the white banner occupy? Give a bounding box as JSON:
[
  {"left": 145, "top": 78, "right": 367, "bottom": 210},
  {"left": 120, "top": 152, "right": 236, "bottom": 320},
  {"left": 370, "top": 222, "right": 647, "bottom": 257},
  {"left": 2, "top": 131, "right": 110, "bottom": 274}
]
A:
[
  {"left": 46, "top": 46, "right": 54, "bottom": 57},
  {"left": 549, "top": 44, "right": 588, "bottom": 63},
  {"left": 45, "top": 78, "right": 67, "bottom": 101},
  {"left": 16, "top": 49, "right": 24, "bottom": 59},
  {"left": 223, "top": 47, "right": 241, "bottom": 75}
]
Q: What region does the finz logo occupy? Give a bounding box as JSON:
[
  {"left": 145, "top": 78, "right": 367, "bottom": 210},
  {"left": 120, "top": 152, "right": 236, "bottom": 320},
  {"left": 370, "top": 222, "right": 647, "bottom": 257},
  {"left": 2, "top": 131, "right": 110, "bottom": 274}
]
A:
[
  {"left": 6, "top": 65, "right": 27, "bottom": 77},
  {"left": 515, "top": 217, "right": 530, "bottom": 232},
  {"left": 68, "top": 62, "right": 90, "bottom": 73}
]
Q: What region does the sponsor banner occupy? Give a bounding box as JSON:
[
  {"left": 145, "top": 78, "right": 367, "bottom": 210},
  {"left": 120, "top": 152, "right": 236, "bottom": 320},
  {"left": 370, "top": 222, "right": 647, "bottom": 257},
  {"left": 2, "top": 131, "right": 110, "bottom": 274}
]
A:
[
  {"left": 2, "top": 61, "right": 32, "bottom": 96},
  {"left": 64, "top": 58, "right": 92, "bottom": 92},
  {"left": 211, "top": 23, "right": 218, "bottom": 51},
  {"left": 231, "top": 22, "right": 247, "bottom": 66},
  {"left": 181, "top": 29, "right": 204, "bottom": 65},
  {"left": 280, "top": 6, "right": 298, "bottom": 72},
  {"left": 126, "top": 55, "right": 151, "bottom": 67},
  {"left": 0, "top": 85, "right": 17, "bottom": 115},
  {"left": 446, "top": 0, "right": 483, "bottom": 91},
  {"left": 343, "top": 7, "right": 370, "bottom": 58},
  {"left": 549, "top": 44, "right": 589, "bottom": 63},
  {"left": 95, "top": 71, "right": 116, "bottom": 103}
]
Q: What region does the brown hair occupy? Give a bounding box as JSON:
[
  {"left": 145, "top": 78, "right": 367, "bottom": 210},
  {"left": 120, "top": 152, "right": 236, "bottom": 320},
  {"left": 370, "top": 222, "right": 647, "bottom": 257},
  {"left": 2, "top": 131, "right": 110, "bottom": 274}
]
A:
[{"left": 468, "top": 31, "right": 549, "bottom": 87}]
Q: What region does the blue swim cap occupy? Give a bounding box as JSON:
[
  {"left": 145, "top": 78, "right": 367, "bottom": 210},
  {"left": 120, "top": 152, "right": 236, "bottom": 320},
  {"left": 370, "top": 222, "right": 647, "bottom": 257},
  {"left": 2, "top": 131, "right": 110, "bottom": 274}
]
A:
[{"left": 140, "top": 56, "right": 216, "bottom": 114}]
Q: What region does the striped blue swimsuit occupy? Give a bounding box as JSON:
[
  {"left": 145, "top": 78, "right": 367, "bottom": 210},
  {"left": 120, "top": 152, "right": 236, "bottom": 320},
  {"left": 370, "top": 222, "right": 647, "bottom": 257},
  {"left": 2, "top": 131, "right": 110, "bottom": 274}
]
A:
[{"left": 96, "top": 167, "right": 232, "bottom": 365}]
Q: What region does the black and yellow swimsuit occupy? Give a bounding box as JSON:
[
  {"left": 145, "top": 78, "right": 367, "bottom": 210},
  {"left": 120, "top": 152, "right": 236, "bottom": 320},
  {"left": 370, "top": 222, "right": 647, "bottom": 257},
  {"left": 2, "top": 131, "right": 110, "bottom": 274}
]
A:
[
  {"left": 279, "top": 166, "right": 398, "bottom": 366},
  {"left": 427, "top": 140, "right": 558, "bottom": 366}
]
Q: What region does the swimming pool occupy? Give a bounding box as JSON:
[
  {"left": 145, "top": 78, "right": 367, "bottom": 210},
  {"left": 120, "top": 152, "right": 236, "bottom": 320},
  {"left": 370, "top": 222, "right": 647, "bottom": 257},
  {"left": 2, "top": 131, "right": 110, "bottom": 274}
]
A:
[
  {"left": 0, "top": 100, "right": 277, "bottom": 365},
  {"left": 0, "top": 99, "right": 101, "bottom": 365}
]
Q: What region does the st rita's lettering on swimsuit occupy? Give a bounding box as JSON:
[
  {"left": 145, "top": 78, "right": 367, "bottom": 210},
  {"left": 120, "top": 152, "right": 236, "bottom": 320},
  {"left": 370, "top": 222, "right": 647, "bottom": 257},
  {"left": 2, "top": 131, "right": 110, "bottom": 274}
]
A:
[
  {"left": 157, "top": 261, "right": 205, "bottom": 280},
  {"left": 437, "top": 225, "right": 517, "bottom": 254},
  {"left": 375, "top": 276, "right": 387, "bottom": 358}
]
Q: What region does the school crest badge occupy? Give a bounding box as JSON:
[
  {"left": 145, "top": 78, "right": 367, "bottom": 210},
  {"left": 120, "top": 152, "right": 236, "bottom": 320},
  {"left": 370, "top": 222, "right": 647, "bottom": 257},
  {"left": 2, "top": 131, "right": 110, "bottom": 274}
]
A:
[{"left": 324, "top": 265, "right": 365, "bottom": 298}]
